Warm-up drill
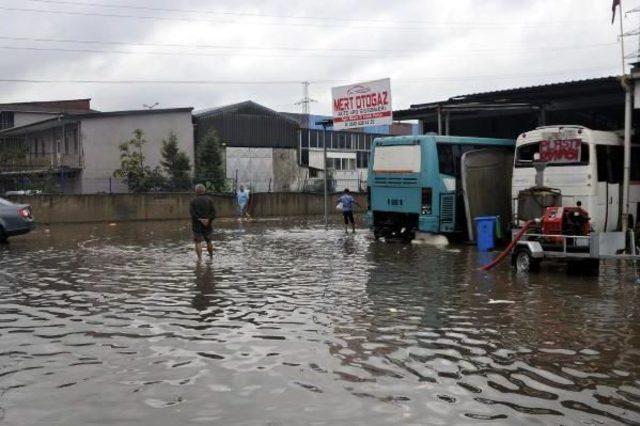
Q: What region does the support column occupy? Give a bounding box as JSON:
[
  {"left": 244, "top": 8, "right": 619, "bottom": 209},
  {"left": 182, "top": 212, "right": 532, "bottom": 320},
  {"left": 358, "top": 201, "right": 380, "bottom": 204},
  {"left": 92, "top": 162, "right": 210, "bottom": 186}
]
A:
[{"left": 445, "top": 112, "right": 450, "bottom": 136}]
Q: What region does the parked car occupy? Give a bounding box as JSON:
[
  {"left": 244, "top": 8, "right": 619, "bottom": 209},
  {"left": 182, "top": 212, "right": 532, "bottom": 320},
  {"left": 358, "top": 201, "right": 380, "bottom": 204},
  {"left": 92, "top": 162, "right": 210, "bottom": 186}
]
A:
[
  {"left": 0, "top": 197, "right": 34, "bottom": 242},
  {"left": 5, "top": 190, "right": 42, "bottom": 196}
]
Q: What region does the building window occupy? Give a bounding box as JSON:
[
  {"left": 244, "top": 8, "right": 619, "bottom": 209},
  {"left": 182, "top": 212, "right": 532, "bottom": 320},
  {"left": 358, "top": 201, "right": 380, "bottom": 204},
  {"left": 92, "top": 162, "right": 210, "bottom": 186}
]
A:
[
  {"left": 300, "top": 149, "right": 309, "bottom": 166},
  {"left": 0, "top": 112, "right": 14, "bottom": 130}
]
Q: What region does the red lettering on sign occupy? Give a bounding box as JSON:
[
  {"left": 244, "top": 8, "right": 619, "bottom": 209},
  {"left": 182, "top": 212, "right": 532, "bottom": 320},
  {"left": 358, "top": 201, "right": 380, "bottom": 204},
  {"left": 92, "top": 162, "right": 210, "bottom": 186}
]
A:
[{"left": 539, "top": 139, "right": 582, "bottom": 163}]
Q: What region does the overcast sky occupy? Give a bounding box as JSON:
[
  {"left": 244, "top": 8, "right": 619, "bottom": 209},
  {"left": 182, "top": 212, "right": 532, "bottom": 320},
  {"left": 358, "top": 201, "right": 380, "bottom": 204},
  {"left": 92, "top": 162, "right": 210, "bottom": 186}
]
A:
[{"left": 0, "top": 0, "right": 637, "bottom": 115}]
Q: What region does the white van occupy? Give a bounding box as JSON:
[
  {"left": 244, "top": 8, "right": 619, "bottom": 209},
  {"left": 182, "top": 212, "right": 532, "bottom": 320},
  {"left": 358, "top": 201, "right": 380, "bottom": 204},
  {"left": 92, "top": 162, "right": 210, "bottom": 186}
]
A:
[{"left": 512, "top": 126, "right": 640, "bottom": 232}]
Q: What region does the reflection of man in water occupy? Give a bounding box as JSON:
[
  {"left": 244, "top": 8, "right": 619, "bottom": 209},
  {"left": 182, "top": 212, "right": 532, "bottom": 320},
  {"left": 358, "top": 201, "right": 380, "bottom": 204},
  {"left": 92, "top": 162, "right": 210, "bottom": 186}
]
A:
[
  {"left": 236, "top": 185, "right": 251, "bottom": 220},
  {"left": 190, "top": 184, "right": 216, "bottom": 260}
]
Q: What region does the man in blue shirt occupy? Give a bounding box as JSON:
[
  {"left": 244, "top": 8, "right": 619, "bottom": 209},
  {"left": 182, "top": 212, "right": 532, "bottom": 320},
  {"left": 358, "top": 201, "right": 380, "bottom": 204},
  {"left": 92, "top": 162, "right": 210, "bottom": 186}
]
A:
[
  {"left": 236, "top": 185, "right": 251, "bottom": 220},
  {"left": 338, "top": 188, "right": 360, "bottom": 233}
]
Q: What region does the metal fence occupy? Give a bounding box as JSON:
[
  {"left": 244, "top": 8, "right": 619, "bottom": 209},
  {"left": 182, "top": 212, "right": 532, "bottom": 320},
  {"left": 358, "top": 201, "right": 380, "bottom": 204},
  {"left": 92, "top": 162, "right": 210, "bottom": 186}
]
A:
[
  {"left": 301, "top": 178, "right": 364, "bottom": 194},
  {"left": 0, "top": 175, "right": 366, "bottom": 196}
]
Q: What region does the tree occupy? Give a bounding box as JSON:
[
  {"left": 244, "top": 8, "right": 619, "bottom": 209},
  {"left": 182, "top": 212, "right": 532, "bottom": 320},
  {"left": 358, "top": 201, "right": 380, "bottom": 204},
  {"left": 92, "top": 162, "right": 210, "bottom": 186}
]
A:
[
  {"left": 160, "top": 132, "right": 192, "bottom": 190},
  {"left": 113, "top": 129, "right": 166, "bottom": 192},
  {"left": 196, "top": 129, "right": 226, "bottom": 192}
]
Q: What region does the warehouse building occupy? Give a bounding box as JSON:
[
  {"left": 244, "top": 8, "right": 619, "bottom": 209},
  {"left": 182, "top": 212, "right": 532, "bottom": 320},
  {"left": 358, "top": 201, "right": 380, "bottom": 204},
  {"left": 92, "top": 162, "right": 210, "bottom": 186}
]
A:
[{"left": 193, "top": 101, "right": 304, "bottom": 192}]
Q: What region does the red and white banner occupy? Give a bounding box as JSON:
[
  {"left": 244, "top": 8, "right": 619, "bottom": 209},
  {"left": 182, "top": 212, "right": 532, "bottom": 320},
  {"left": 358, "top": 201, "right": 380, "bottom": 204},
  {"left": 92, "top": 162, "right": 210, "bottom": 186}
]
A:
[
  {"left": 331, "top": 78, "right": 392, "bottom": 130},
  {"left": 539, "top": 138, "right": 582, "bottom": 163}
]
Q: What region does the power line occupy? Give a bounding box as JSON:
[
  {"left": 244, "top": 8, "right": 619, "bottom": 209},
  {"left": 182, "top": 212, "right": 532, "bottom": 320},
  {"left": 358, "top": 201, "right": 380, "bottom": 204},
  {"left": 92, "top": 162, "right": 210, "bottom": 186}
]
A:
[
  {"left": 0, "top": 68, "right": 619, "bottom": 86},
  {"left": 0, "top": 45, "right": 410, "bottom": 59},
  {"left": 20, "top": 0, "right": 600, "bottom": 28},
  {"left": 0, "top": 5, "right": 602, "bottom": 32},
  {"left": 0, "top": 42, "right": 618, "bottom": 60},
  {"left": 0, "top": 45, "right": 620, "bottom": 59}
]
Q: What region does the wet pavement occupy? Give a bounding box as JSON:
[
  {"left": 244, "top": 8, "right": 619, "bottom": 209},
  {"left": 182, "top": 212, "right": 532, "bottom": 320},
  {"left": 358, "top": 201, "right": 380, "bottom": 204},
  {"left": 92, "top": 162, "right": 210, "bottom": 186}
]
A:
[{"left": 1, "top": 219, "right": 640, "bottom": 425}]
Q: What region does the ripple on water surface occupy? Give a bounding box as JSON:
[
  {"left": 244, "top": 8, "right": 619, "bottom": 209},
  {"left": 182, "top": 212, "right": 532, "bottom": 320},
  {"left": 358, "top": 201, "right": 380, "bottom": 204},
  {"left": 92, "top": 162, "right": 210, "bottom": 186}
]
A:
[{"left": 0, "top": 220, "right": 639, "bottom": 425}]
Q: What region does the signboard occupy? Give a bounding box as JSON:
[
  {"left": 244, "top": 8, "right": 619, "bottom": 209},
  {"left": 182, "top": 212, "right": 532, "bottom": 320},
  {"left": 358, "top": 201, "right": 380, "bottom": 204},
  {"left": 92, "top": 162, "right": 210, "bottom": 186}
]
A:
[
  {"left": 539, "top": 137, "right": 582, "bottom": 163},
  {"left": 332, "top": 78, "right": 392, "bottom": 130}
]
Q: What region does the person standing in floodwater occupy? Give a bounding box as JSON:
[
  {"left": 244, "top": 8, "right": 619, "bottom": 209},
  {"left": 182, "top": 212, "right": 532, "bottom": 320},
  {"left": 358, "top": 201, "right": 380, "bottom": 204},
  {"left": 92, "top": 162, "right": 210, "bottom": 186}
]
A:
[
  {"left": 190, "top": 184, "right": 216, "bottom": 260},
  {"left": 236, "top": 185, "right": 251, "bottom": 220},
  {"left": 338, "top": 188, "right": 360, "bottom": 233}
]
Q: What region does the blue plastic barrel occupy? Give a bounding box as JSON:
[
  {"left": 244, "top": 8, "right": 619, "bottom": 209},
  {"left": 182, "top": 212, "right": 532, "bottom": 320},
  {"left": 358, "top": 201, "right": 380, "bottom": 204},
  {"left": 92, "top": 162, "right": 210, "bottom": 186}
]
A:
[{"left": 474, "top": 216, "right": 497, "bottom": 251}]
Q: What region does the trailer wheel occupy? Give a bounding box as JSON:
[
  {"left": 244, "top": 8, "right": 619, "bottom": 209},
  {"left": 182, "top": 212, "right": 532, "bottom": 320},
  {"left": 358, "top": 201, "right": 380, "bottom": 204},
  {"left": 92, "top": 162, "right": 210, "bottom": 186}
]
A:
[{"left": 512, "top": 247, "right": 540, "bottom": 273}]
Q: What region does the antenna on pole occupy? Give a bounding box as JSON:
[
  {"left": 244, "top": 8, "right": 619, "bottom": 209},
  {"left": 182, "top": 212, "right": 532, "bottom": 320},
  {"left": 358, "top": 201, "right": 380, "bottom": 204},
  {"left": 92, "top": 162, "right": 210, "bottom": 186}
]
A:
[{"left": 294, "top": 81, "right": 317, "bottom": 114}]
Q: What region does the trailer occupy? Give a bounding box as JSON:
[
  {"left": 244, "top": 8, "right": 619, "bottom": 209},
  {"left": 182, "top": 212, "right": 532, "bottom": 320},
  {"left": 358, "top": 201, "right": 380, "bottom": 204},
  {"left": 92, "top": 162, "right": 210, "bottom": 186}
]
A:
[{"left": 512, "top": 231, "right": 638, "bottom": 275}]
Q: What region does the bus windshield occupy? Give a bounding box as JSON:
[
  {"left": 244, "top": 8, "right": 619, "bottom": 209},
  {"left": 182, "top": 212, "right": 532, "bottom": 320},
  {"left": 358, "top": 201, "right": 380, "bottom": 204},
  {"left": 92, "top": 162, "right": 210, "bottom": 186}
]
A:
[
  {"left": 373, "top": 145, "right": 421, "bottom": 173},
  {"left": 515, "top": 142, "right": 590, "bottom": 167}
]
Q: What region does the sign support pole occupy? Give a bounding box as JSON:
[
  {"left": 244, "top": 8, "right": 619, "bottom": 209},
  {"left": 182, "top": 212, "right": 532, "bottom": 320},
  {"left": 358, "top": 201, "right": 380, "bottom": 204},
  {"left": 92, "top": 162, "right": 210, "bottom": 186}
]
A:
[
  {"left": 323, "top": 123, "right": 328, "bottom": 229},
  {"left": 623, "top": 82, "right": 632, "bottom": 235}
]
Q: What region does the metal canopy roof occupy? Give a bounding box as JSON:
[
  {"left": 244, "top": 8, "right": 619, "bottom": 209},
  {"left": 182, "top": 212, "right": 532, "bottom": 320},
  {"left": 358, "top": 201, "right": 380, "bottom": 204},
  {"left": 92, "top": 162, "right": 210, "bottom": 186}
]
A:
[{"left": 394, "top": 76, "right": 623, "bottom": 120}]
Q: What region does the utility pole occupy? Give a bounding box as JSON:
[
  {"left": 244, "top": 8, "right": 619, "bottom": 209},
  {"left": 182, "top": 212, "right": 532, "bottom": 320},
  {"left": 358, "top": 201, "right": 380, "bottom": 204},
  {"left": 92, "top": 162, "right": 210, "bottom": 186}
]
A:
[{"left": 620, "top": 4, "right": 640, "bottom": 250}]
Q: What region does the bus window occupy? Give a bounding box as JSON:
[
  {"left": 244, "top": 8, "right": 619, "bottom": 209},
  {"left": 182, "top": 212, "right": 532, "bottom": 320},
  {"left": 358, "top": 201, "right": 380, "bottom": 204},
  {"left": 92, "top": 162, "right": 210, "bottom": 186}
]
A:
[
  {"left": 437, "top": 143, "right": 486, "bottom": 177},
  {"left": 515, "top": 142, "right": 590, "bottom": 167},
  {"left": 437, "top": 144, "right": 455, "bottom": 176},
  {"left": 596, "top": 145, "right": 623, "bottom": 183},
  {"left": 373, "top": 145, "right": 421, "bottom": 173}
]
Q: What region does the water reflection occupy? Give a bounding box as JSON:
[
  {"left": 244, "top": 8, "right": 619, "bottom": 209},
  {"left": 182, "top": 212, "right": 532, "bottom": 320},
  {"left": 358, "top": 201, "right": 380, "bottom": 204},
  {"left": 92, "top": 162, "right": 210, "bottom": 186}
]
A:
[{"left": 0, "top": 220, "right": 638, "bottom": 425}]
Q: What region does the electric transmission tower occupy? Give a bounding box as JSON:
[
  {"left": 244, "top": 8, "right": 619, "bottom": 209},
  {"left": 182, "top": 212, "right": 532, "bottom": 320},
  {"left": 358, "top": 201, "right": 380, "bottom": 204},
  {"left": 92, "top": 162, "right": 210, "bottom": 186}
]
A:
[{"left": 294, "top": 81, "right": 317, "bottom": 114}]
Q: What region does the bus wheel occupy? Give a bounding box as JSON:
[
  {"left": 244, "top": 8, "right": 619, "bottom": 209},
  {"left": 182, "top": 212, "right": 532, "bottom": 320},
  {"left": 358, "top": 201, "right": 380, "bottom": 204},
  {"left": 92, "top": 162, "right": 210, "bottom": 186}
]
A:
[
  {"left": 512, "top": 247, "right": 540, "bottom": 273},
  {"left": 373, "top": 226, "right": 385, "bottom": 240},
  {"left": 400, "top": 230, "right": 415, "bottom": 243}
]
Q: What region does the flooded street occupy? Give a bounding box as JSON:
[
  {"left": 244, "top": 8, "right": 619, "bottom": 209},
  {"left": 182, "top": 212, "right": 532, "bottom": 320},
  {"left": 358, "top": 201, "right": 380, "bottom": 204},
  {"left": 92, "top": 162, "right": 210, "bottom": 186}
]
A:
[{"left": 1, "top": 219, "right": 640, "bottom": 425}]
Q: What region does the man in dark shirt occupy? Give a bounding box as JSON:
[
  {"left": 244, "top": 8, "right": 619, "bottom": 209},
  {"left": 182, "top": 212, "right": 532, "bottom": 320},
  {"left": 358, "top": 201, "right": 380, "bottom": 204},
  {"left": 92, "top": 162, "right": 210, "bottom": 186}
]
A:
[{"left": 190, "top": 184, "right": 216, "bottom": 260}]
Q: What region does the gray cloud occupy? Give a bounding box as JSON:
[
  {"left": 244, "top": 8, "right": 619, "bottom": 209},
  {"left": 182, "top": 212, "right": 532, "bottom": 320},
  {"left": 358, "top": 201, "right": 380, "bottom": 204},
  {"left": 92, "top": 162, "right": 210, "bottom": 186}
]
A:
[{"left": 0, "top": 0, "right": 634, "bottom": 114}]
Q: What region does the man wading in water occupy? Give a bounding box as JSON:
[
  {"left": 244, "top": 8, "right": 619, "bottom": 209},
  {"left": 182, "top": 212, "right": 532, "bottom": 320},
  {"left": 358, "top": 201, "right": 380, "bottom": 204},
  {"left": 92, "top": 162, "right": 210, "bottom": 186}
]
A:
[
  {"left": 190, "top": 184, "right": 216, "bottom": 260},
  {"left": 337, "top": 188, "right": 360, "bottom": 234}
]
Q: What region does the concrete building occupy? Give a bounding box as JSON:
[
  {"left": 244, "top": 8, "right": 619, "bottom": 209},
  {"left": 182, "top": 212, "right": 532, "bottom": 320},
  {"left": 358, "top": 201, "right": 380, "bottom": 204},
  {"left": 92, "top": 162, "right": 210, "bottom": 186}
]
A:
[
  {"left": 0, "top": 107, "right": 194, "bottom": 194},
  {"left": 284, "top": 113, "right": 418, "bottom": 192}
]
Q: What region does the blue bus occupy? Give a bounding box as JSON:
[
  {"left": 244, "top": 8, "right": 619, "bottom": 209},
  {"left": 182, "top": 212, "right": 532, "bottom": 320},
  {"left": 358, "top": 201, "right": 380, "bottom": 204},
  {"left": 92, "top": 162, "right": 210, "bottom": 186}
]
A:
[{"left": 367, "top": 135, "right": 514, "bottom": 241}]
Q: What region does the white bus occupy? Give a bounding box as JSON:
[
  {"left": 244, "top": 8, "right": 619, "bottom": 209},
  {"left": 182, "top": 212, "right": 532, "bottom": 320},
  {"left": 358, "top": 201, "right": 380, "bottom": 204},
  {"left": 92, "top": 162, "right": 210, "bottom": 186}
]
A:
[{"left": 512, "top": 126, "right": 640, "bottom": 232}]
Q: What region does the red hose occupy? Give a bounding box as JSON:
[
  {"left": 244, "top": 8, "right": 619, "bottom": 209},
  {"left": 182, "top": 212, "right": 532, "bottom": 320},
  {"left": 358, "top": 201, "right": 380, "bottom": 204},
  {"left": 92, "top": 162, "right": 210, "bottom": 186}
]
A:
[{"left": 481, "top": 220, "right": 535, "bottom": 271}]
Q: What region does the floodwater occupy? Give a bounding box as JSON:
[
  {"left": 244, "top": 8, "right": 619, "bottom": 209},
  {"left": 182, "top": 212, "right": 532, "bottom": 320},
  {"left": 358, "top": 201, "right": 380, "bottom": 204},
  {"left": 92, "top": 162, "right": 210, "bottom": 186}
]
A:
[{"left": 0, "top": 219, "right": 639, "bottom": 425}]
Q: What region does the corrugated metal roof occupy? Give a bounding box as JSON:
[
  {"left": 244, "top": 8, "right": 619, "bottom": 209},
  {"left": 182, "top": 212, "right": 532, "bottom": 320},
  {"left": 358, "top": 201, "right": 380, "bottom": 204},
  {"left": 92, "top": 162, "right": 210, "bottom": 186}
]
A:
[{"left": 408, "top": 76, "right": 621, "bottom": 110}]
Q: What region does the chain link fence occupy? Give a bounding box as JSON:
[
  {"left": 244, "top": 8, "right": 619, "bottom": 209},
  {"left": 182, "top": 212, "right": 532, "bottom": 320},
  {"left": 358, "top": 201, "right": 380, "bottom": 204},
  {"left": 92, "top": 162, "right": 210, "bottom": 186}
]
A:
[{"left": 1, "top": 175, "right": 367, "bottom": 196}]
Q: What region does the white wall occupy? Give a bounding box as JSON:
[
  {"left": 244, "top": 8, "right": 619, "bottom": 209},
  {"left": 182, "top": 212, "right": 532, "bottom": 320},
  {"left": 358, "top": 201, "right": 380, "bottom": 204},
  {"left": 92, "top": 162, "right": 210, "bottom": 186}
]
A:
[
  {"left": 79, "top": 111, "right": 194, "bottom": 193},
  {"left": 226, "top": 147, "right": 274, "bottom": 192}
]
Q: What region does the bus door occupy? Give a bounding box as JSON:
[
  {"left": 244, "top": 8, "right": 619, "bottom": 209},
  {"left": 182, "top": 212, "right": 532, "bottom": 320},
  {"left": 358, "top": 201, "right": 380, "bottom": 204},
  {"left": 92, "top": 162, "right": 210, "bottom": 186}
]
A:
[{"left": 596, "top": 145, "right": 623, "bottom": 231}]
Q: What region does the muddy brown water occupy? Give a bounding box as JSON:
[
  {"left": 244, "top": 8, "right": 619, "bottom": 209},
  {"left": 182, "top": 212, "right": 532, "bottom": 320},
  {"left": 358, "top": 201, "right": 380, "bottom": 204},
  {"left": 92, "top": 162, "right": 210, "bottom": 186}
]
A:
[{"left": 0, "top": 219, "right": 639, "bottom": 425}]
